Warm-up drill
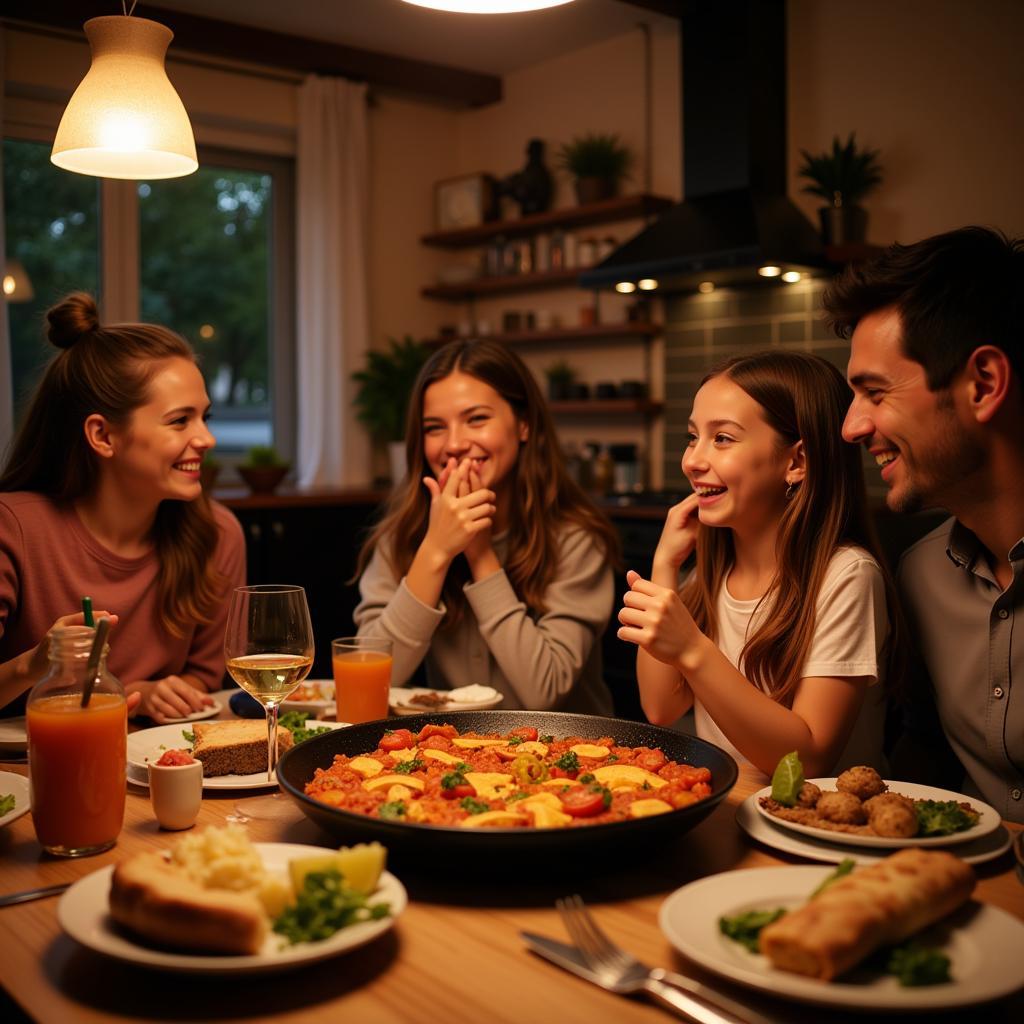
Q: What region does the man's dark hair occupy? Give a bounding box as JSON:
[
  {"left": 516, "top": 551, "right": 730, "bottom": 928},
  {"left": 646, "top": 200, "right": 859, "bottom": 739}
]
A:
[{"left": 823, "top": 226, "right": 1024, "bottom": 389}]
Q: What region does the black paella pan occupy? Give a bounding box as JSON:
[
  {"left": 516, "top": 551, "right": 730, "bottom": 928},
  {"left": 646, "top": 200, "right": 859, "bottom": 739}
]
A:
[{"left": 277, "top": 710, "right": 737, "bottom": 858}]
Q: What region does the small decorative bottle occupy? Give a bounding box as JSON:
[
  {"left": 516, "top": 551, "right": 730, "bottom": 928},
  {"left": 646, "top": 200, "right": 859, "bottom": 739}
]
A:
[{"left": 26, "top": 625, "right": 127, "bottom": 856}]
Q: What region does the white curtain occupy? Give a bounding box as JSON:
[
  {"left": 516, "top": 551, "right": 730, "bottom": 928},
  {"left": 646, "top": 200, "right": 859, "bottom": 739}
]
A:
[
  {"left": 0, "top": 26, "right": 14, "bottom": 459},
  {"left": 295, "top": 75, "right": 370, "bottom": 488}
]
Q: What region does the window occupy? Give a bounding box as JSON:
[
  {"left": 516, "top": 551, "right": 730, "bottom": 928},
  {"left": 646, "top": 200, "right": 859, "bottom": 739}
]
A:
[
  {"left": 3, "top": 137, "right": 100, "bottom": 419},
  {"left": 3, "top": 142, "right": 294, "bottom": 457}
]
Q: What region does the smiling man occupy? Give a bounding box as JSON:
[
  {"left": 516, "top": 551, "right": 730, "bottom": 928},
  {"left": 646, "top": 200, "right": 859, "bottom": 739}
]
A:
[{"left": 823, "top": 226, "right": 1024, "bottom": 822}]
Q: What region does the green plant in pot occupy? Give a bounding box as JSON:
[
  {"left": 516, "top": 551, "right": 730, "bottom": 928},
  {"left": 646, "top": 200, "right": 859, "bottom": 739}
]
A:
[
  {"left": 237, "top": 445, "right": 289, "bottom": 494},
  {"left": 544, "top": 359, "right": 575, "bottom": 401},
  {"left": 352, "top": 335, "right": 430, "bottom": 485},
  {"left": 797, "top": 132, "right": 883, "bottom": 245},
  {"left": 199, "top": 451, "right": 221, "bottom": 491},
  {"left": 557, "top": 132, "right": 633, "bottom": 205}
]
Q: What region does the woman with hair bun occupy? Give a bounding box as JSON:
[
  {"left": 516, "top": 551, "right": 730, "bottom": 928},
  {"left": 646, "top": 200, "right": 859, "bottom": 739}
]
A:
[
  {"left": 0, "top": 293, "right": 246, "bottom": 722},
  {"left": 353, "top": 339, "right": 620, "bottom": 713}
]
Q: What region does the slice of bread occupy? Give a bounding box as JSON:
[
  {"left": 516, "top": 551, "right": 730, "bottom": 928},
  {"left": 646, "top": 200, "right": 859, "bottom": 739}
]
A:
[
  {"left": 109, "top": 850, "right": 268, "bottom": 955},
  {"left": 192, "top": 720, "right": 293, "bottom": 777}
]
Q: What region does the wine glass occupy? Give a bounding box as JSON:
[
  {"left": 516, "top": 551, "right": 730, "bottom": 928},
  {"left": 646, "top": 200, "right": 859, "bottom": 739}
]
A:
[{"left": 224, "top": 585, "right": 314, "bottom": 821}]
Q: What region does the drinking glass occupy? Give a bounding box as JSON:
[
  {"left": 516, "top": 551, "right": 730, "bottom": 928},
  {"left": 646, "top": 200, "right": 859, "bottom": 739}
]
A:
[
  {"left": 332, "top": 637, "right": 393, "bottom": 724},
  {"left": 224, "top": 585, "right": 313, "bottom": 819}
]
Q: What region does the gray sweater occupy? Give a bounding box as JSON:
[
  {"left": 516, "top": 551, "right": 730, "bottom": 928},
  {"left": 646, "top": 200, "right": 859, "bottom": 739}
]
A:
[{"left": 354, "top": 526, "right": 614, "bottom": 715}]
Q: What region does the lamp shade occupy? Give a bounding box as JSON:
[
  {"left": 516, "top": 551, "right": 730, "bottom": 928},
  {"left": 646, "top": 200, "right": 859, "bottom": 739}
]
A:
[
  {"left": 2, "top": 260, "right": 34, "bottom": 303},
  {"left": 51, "top": 16, "right": 198, "bottom": 180},
  {"left": 400, "top": 1, "right": 575, "bottom": 11}
]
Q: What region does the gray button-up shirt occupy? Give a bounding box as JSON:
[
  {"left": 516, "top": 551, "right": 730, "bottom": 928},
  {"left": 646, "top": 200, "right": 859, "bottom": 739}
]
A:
[{"left": 898, "top": 518, "right": 1024, "bottom": 823}]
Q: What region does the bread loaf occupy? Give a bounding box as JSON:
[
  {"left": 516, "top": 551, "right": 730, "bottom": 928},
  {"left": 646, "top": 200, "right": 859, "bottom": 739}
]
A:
[
  {"left": 759, "top": 848, "right": 975, "bottom": 981},
  {"left": 109, "top": 851, "right": 268, "bottom": 955},
  {"left": 192, "top": 720, "right": 293, "bottom": 776}
]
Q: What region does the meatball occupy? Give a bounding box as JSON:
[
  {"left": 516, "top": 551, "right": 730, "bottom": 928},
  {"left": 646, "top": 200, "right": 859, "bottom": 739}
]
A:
[
  {"left": 815, "top": 790, "right": 867, "bottom": 825},
  {"left": 836, "top": 765, "right": 887, "bottom": 801},
  {"left": 863, "top": 791, "right": 914, "bottom": 816},
  {"left": 866, "top": 798, "right": 918, "bottom": 838},
  {"left": 796, "top": 781, "right": 822, "bottom": 808}
]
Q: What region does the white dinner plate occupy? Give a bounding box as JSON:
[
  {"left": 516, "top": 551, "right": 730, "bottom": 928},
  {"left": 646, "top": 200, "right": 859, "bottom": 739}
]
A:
[
  {"left": 158, "top": 702, "right": 222, "bottom": 725},
  {"left": 280, "top": 679, "right": 335, "bottom": 715},
  {"left": 659, "top": 865, "right": 1024, "bottom": 1010},
  {"left": 0, "top": 716, "right": 27, "bottom": 753},
  {"left": 0, "top": 772, "right": 30, "bottom": 829},
  {"left": 126, "top": 721, "right": 348, "bottom": 791},
  {"left": 736, "top": 796, "right": 1013, "bottom": 867},
  {"left": 389, "top": 685, "right": 504, "bottom": 716},
  {"left": 57, "top": 842, "right": 406, "bottom": 974},
  {"left": 753, "top": 778, "right": 1000, "bottom": 848}
]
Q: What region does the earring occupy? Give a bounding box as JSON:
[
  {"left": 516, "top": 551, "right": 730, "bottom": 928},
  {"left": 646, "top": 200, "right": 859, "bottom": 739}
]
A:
[{"left": 785, "top": 481, "right": 796, "bottom": 500}]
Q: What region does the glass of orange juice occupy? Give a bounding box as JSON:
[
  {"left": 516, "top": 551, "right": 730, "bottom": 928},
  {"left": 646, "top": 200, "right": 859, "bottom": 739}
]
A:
[
  {"left": 332, "top": 637, "right": 393, "bottom": 724},
  {"left": 27, "top": 625, "right": 127, "bottom": 857}
]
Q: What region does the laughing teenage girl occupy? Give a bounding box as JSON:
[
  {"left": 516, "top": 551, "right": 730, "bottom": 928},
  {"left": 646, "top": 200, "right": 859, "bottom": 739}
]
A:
[
  {"left": 618, "top": 351, "right": 898, "bottom": 777},
  {"left": 353, "top": 339, "right": 620, "bottom": 713},
  {"left": 0, "top": 293, "right": 245, "bottom": 722}
]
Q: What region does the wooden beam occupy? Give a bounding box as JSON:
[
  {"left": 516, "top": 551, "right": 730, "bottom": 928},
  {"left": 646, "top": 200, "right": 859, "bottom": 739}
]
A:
[{"left": 1, "top": 0, "right": 503, "bottom": 108}]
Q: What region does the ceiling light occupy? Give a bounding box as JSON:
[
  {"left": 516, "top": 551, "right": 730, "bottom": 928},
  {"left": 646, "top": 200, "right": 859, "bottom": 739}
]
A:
[
  {"left": 400, "top": 1, "right": 576, "bottom": 12},
  {"left": 615, "top": 281, "right": 637, "bottom": 294},
  {"left": 758, "top": 265, "right": 782, "bottom": 278},
  {"left": 51, "top": 15, "right": 198, "bottom": 180},
  {"left": 2, "top": 260, "right": 34, "bottom": 303},
  {"left": 637, "top": 279, "right": 658, "bottom": 291},
  {"left": 781, "top": 271, "right": 802, "bottom": 284},
  {"left": 698, "top": 281, "right": 715, "bottom": 294}
]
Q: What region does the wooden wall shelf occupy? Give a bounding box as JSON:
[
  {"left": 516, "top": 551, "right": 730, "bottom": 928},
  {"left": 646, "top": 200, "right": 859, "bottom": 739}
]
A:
[
  {"left": 422, "top": 268, "right": 580, "bottom": 301},
  {"left": 423, "top": 321, "right": 661, "bottom": 348},
  {"left": 421, "top": 194, "right": 674, "bottom": 249},
  {"left": 548, "top": 399, "right": 663, "bottom": 416}
]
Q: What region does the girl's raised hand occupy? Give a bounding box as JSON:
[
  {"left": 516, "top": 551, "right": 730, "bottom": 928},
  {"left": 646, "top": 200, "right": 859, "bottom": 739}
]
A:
[
  {"left": 617, "top": 569, "right": 702, "bottom": 667},
  {"left": 422, "top": 457, "right": 496, "bottom": 563},
  {"left": 653, "top": 493, "right": 701, "bottom": 574}
]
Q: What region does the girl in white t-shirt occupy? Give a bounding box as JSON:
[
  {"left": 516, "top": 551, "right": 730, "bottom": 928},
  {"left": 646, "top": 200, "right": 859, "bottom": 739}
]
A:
[{"left": 618, "top": 351, "right": 900, "bottom": 777}]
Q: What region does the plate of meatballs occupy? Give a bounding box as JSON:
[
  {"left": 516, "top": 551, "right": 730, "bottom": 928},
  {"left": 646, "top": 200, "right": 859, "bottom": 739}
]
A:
[{"left": 754, "top": 765, "right": 1002, "bottom": 849}]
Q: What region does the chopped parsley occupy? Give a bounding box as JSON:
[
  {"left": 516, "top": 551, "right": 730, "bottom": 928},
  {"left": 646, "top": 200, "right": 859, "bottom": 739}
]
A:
[
  {"left": 440, "top": 770, "right": 468, "bottom": 789},
  {"left": 554, "top": 751, "right": 580, "bottom": 772},
  {"left": 540, "top": 735, "right": 554, "bottom": 743},
  {"left": 378, "top": 801, "right": 406, "bottom": 820},
  {"left": 0, "top": 793, "right": 14, "bottom": 816},
  {"left": 506, "top": 735, "right": 525, "bottom": 746},
  {"left": 392, "top": 757, "right": 426, "bottom": 775},
  {"left": 579, "top": 772, "right": 595, "bottom": 784},
  {"left": 181, "top": 729, "right": 195, "bottom": 745},
  {"left": 460, "top": 796, "right": 490, "bottom": 815},
  {"left": 506, "top": 791, "right": 530, "bottom": 802},
  {"left": 606, "top": 753, "right": 619, "bottom": 762},
  {"left": 588, "top": 783, "right": 613, "bottom": 809},
  {"left": 272, "top": 869, "right": 390, "bottom": 945}
]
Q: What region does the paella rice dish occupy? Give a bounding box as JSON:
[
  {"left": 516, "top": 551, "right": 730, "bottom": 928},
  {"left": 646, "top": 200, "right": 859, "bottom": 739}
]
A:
[{"left": 303, "top": 724, "right": 713, "bottom": 829}]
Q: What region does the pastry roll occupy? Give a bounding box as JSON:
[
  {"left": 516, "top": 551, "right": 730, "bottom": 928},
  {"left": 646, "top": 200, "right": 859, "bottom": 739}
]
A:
[{"left": 759, "top": 848, "right": 975, "bottom": 981}]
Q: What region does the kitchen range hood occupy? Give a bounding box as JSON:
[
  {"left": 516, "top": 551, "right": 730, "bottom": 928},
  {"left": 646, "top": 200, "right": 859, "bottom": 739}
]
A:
[{"left": 579, "top": 0, "right": 824, "bottom": 293}]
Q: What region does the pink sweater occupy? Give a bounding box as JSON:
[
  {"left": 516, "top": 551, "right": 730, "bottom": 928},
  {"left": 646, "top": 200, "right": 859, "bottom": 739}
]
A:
[{"left": 0, "top": 492, "right": 246, "bottom": 712}]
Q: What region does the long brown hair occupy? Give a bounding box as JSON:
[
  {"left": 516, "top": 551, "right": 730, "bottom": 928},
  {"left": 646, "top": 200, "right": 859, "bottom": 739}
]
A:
[
  {"left": 681, "top": 351, "right": 901, "bottom": 703},
  {"left": 354, "top": 339, "right": 620, "bottom": 625},
  {"left": 0, "top": 292, "right": 224, "bottom": 637}
]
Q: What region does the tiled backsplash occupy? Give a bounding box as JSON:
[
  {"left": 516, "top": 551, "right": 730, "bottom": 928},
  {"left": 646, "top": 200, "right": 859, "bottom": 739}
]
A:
[{"left": 661, "top": 279, "right": 885, "bottom": 502}]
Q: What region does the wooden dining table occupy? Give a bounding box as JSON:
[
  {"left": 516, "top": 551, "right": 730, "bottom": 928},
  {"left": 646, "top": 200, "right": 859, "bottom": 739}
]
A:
[{"left": 1, "top": 706, "right": 1022, "bottom": 1024}]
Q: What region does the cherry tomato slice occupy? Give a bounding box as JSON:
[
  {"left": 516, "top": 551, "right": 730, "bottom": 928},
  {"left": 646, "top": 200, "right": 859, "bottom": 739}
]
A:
[
  {"left": 379, "top": 729, "right": 415, "bottom": 752},
  {"left": 560, "top": 787, "right": 607, "bottom": 818},
  {"left": 508, "top": 727, "right": 538, "bottom": 742},
  {"left": 549, "top": 766, "right": 579, "bottom": 780},
  {"left": 418, "top": 723, "right": 457, "bottom": 742},
  {"left": 441, "top": 783, "right": 475, "bottom": 800}
]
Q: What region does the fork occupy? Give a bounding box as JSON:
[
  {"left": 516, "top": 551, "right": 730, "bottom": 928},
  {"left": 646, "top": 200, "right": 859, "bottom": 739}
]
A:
[{"left": 555, "top": 895, "right": 772, "bottom": 1024}]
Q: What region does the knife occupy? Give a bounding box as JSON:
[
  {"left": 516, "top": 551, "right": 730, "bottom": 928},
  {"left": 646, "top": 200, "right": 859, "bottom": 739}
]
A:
[
  {"left": 522, "top": 931, "right": 777, "bottom": 1024},
  {"left": 0, "top": 882, "right": 73, "bottom": 908}
]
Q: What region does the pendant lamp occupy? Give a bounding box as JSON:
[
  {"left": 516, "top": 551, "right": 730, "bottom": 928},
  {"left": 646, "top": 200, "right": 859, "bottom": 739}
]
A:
[
  {"left": 400, "top": 1, "right": 575, "bottom": 12},
  {"left": 51, "top": 15, "right": 198, "bottom": 180}
]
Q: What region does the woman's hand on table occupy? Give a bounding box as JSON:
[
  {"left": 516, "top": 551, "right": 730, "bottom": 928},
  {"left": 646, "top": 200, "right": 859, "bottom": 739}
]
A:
[
  {"left": 128, "top": 676, "right": 214, "bottom": 723},
  {"left": 422, "top": 457, "right": 496, "bottom": 565}
]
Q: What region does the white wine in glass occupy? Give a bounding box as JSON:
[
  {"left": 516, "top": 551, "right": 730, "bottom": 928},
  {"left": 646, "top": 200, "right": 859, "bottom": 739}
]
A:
[{"left": 224, "top": 586, "right": 314, "bottom": 819}]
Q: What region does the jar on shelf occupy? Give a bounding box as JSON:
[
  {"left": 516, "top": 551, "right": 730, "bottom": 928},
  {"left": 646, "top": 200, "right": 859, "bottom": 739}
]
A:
[
  {"left": 26, "top": 625, "right": 127, "bottom": 857},
  {"left": 577, "top": 236, "right": 598, "bottom": 267},
  {"left": 549, "top": 230, "right": 566, "bottom": 270}
]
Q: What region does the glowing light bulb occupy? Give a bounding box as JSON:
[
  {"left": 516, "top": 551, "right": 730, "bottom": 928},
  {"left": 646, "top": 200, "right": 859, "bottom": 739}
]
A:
[
  {"left": 758, "top": 265, "right": 782, "bottom": 278},
  {"left": 615, "top": 281, "right": 637, "bottom": 294},
  {"left": 781, "top": 271, "right": 802, "bottom": 284},
  {"left": 637, "top": 279, "right": 658, "bottom": 291},
  {"left": 698, "top": 281, "right": 715, "bottom": 294}
]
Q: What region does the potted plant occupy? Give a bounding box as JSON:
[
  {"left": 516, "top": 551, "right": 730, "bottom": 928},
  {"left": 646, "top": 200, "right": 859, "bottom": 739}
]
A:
[
  {"left": 556, "top": 133, "right": 633, "bottom": 205},
  {"left": 797, "top": 132, "right": 883, "bottom": 245},
  {"left": 199, "top": 452, "right": 221, "bottom": 492},
  {"left": 352, "top": 335, "right": 430, "bottom": 485},
  {"left": 237, "top": 445, "right": 290, "bottom": 494},
  {"left": 544, "top": 359, "right": 576, "bottom": 401}
]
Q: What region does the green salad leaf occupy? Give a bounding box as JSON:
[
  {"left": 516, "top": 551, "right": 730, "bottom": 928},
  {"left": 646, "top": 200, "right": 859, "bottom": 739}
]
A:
[
  {"left": 915, "top": 800, "right": 980, "bottom": 836},
  {"left": 277, "top": 710, "right": 331, "bottom": 746},
  {"left": 770, "top": 751, "right": 804, "bottom": 806},
  {"left": 273, "top": 869, "right": 390, "bottom": 945},
  {"left": 810, "top": 858, "right": 855, "bottom": 898},
  {"left": 0, "top": 793, "right": 14, "bottom": 816},
  {"left": 718, "top": 909, "right": 786, "bottom": 952},
  {"left": 887, "top": 941, "right": 951, "bottom": 986}
]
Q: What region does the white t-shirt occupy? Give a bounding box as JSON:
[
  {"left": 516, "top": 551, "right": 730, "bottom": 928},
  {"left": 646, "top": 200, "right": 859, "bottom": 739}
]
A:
[{"left": 694, "top": 545, "right": 889, "bottom": 777}]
